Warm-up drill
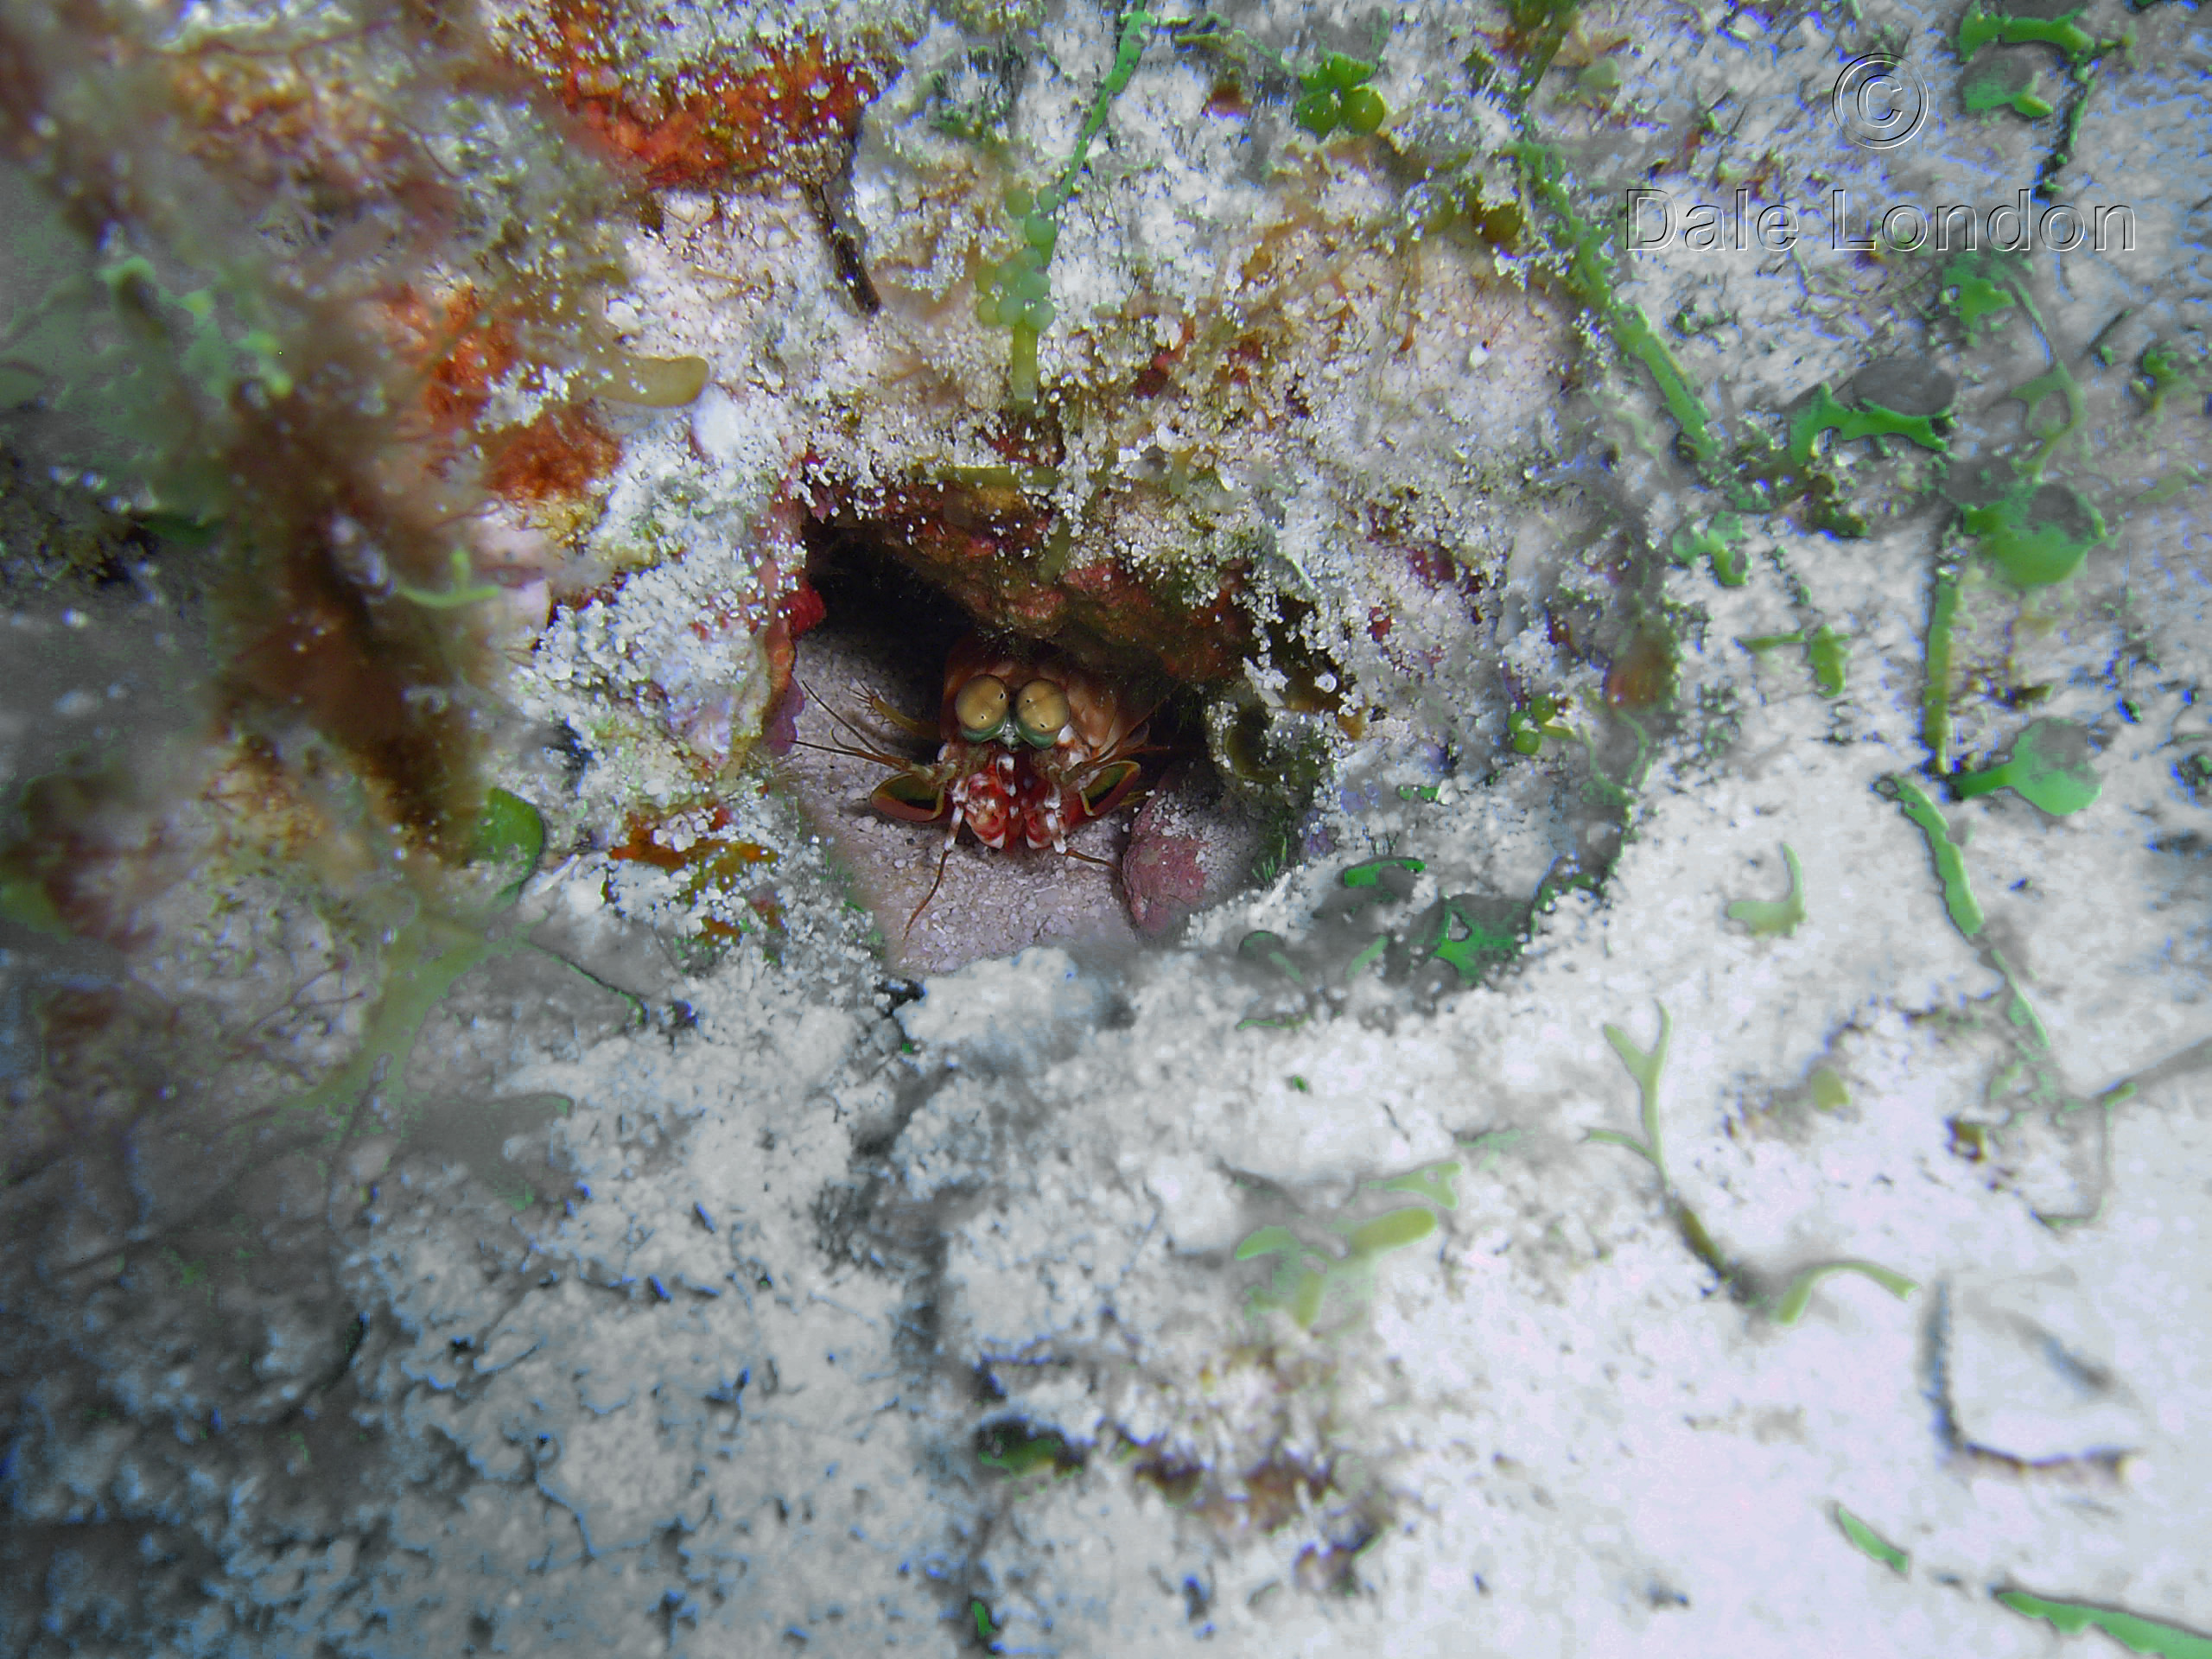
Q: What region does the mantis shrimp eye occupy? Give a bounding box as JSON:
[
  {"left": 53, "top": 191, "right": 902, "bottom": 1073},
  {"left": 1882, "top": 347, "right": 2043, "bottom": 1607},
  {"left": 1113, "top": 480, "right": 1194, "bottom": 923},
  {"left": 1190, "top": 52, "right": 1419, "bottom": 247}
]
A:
[
  {"left": 1013, "top": 678, "right": 1070, "bottom": 747},
  {"left": 954, "top": 674, "right": 1011, "bottom": 741}
]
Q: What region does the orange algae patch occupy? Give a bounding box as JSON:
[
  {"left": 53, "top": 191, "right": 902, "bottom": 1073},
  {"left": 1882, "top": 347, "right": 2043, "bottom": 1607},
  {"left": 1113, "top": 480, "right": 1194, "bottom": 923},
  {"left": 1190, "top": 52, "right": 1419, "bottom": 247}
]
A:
[
  {"left": 511, "top": 2, "right": 890, "bottom": 190},
  {"left": 409, "top": 290, "right": 522, "bottom": 434},
  {"left": 610, "top": 809, "right": 778, "bottom": 883},
  {"left": 383, "top": 288, "right": 618, "bottom": 506},
  {"left": 162, "top": 46, "right": 428, "bottom": 210},
  {"left": 483, "top": 403, "right": 620, "bottom": 502},
  {"left": 609, "top": 809, "right": 783, "bottom": 938}
]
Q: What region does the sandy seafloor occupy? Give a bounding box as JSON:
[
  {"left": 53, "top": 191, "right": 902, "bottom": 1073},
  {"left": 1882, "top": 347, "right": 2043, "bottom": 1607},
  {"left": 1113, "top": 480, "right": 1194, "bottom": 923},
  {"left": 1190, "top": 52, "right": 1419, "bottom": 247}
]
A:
[{"left": 3, "top": 0, "right": 2211, "bottom": 1652}]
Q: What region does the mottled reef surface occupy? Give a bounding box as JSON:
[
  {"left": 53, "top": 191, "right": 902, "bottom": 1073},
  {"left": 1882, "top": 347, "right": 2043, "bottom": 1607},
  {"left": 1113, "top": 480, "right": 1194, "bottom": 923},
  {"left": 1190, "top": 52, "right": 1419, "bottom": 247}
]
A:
[{"left": 1, "top": 0, "right": 2209, "bottom": 1652}]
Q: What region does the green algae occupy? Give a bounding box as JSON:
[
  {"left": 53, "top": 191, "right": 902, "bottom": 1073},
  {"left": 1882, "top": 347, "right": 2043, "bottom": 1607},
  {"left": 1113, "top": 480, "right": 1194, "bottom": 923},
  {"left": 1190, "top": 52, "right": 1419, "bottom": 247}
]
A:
[
  {"left": 1338, "top": 1205, "right": 1437, "bottom": 1255},
  {"left": 1499, "top": 100, "right": 1999, "bottom": 541},
  {"left": 1340, "top": 855, "right": 1426, "bottom": 890},
  {"left": 1586, "top": 1007, "right": 1727, "bottom": 1284},
  {"left": 1587, "top": 1002, "right": 1671, "bottom": 1181},
  {"left": 469, "top": 788, "right": 546, "bottom": 905},
  {"left": 391, "top": 547, "right": 503, "bottom": 610},
  {"left": 1923, "top": 565, "right": 1961, "bottom": 774},
  {"left": 969, "top": 1596, "right": 1000, "bottom": 1643},
  {"left": 1292, "top": 51, "right": 1389, "bottom": 138},
  {"left": 977, "top": 1418, "right": 1082, "bottom": 1478},
  {"left": 1953, "top": 718, "right": 2101, "bottom": 814},
  {"left": 1770, "top": 1259, "right": 1918, "bottom": 1326},
  {"left": 1954, "top": 3, "right": 2124, "bottom": 194},
  {"left": 1586, "top": 1006, "right": 1914, "bottom": 1312},
  {"left": 1786, "top": 384, "right": 1948, "bottom": 466},
  {"left": 1343, "top": 932, "right": 1390, "bottom": 980},
  {"left": 1057, "top": 12, "right": 1155, "bottom": 213},
  {"left": 1235, "top": 1225, "right": 1333, "bottom": 1326},
  {"left": 2011, "top": 361, "right": 2089, "bottom": 449},
  {"left": 1739, "top": 628, "right": 1847, "bottom": 699},
  {"left": 1163, "top": 9, "right": 1389, "bottom": 140},
  {"left": 1672, "top": 1198, "right": 1731, "bottom": 1278},
  {"left": 2088, "top": 307, "right": 2135, "bottom": 366},
  {"left": 1281, "top": 1262, "right": 1328, "bottom": 1325},
  {"left": 2139, "top": 339, "right": 2202, "bottom": 423},
  {"left": 1573, "top": 56, "right": 1624, "bottom": 104},
  {"left": 1236, "top": 1162, "right": 1459, "bottom": 1329},
  {"left": 1672, "top": 515, "right": 1749, "bottom": 587},
  {"left": 2136, "top": 467, "right": 2204, "bottom": 505},
  {"left": 1725, "top": 843, "right": 1805, "bottom": 938},
  {"left": 96, "top": 256, "right": 296, "bottom": 406},
  {"left": 1368, "top": 1161, "right": 1462, "bottom": 1209},
  {"left": 1961, "top": 479, "right": 2107, "bottom": 587},
  {"left": 1237, "top": 862, "right": 1541, "bottom": 1028},
  {"left": 1941, "top": 260, "right": 2099, "bottom": 549},
  {"left": 1878, "top": 768, "right": 2099, "bottom": 1202},
  {"left": 1807, "top": 627, "right": 1848, "bottom": 698},
  {"left": 1237, "top": 928, "right": 1305, "bottom": 984},
  {"left": 1457, "top": 1128, "right": 1523, "bottom": 1175},
  {"left": 1961, "top": 50, "right": 2057, "bottom": 117},
  {"left": 1957, "top": 1, "right": 2120, "bottom": 65},
  {"left": 1943, "top": 257, "right": 2018, "bottom": 340},
  {"left": 1508, "top": 693, "right": 1574, "bottom": 755},
  {"left": 1994, "top": 1588, "right": 2212, "bottom": 1658},
  {"left": 982, "top": 7, "right": 1161, "bottom": 404},
  {"left": 245, "top": 910, "right": 525, "bottom": 1147},
  {"left": 1427, "top": 899, "right": 1521, "bottom": 986},
  {"left": 234, "top": 855, "right": 639, "bottom": 1200},
  {"left": 1565, "top": 714, "right": 1648, "bottom": 808},
  {"left": 1235, "top": 1224, "right": 1305, "bottom": 1260},
  {"left": 1498, "top": 0, "right": 1591, "bottom": 99},
  {"left": 1510, "top": 141, "right": 1719, "bottom": 469},
  {"left": 0, "top": 871, "right": 73, "bottom": 939},
  {"left": 1879, "top": 776, "right": 1982, "bottom": 937},
  {"left": 1834, "top": 1504, "right": 1910, "bottom": 1575},
  {"left": 1808, "top": 1067, "right": 1850, "bottom": 1111}
]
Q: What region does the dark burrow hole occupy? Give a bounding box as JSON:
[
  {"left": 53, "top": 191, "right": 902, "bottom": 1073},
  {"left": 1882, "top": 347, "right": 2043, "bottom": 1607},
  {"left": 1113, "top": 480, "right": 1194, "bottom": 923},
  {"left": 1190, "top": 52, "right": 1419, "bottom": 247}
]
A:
[
  {"left": 784, "top": 513, "right": 1267, "bottom": 969},
  {"left": 797, "top": 516, "right": 1205, "bottom": 750},
  {"left": 801, "top": 521, "right": 980, "bottom": 718}
]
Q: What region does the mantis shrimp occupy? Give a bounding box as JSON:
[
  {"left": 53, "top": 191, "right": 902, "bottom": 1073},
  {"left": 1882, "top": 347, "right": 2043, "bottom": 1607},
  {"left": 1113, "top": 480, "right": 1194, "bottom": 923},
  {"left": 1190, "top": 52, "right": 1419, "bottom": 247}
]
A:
[{"left": 805, "top": 634, "right": 1154, "bottom": 932}]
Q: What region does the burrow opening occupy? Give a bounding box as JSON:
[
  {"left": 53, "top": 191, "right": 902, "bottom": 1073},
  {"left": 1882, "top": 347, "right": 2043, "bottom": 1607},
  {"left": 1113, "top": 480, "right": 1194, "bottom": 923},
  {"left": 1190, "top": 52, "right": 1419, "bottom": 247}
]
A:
[{"left": 781, "top": 499, "right": 1291, "bottom": 971}]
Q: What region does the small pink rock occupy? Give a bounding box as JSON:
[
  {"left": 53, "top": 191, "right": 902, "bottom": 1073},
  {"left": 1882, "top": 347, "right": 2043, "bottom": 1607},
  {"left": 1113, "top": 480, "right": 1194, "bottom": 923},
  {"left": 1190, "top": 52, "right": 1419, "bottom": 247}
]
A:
[
  {"left": 1124, "top": 830, "right": 1208, "bottom": 935},
  {"left": 1121, "top": 766, "right": 1263, "bottom": 937},
  {"left": 762, "top": 680, "right": 803, "bottom": 757}
]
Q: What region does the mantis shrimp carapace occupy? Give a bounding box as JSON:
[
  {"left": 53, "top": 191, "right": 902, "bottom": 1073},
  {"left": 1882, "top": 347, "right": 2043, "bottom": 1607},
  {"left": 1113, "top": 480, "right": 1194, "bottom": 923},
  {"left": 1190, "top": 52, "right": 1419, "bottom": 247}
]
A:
[{"left": 805, "top": 634, "right": 1153, "bottom": 933}]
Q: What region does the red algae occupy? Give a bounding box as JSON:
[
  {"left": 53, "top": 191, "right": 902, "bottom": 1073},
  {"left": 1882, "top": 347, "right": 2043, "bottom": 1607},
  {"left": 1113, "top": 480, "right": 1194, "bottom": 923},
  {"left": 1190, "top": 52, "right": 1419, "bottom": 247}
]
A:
[
  {"left": 0, "top": 0, "right": 639, "bottom": 853},
  {"left": 1603, "top": 621, "right": 1677, "bottom": 711},
  {"left": 609, "top": 807, "right": 779, "bottom": 880},
  {"left": 509, "top": 0, "right": 893, "bottom": 191},
  {"left": 384, "top": 287, "right": 619, "bottom": 508},
  {"left": 482, "top": 403, "right": 620, "bottom": 502}
]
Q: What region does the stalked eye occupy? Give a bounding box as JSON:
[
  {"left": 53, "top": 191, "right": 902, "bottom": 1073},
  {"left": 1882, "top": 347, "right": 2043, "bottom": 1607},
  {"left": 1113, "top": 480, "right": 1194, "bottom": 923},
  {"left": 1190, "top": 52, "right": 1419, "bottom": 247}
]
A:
[
  {"left": 954, "top": 674, "right": 1010, "bottom": 741},
  {"left": 1014, "top": 678, "right": 1070, "bottom": 747}
]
